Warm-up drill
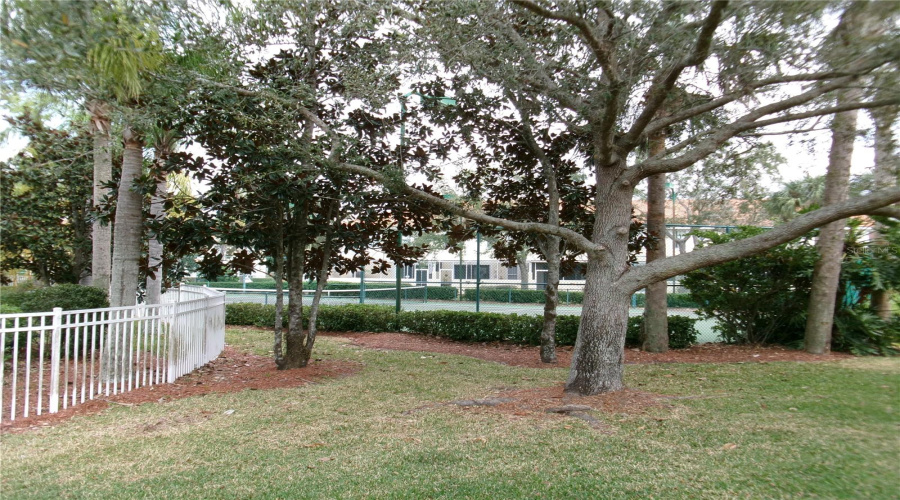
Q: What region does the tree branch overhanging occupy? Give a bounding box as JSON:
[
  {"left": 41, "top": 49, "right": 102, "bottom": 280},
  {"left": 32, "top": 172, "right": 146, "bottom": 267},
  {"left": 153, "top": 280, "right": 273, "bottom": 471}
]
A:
[
  {"left": 618, "top": 186, "right": 900, "bottom": 293},
  {"left": 619, "top": 1, "right": 728, "bottom": 149},
  {"left": 335, "top": 160, "right": 605, "bottom": 256},
  {"left": 623, "top": 74, "right": 894, "bottom": 183},
  {"left": 509, "top": 0, "right": 618, "bottom": 84}
]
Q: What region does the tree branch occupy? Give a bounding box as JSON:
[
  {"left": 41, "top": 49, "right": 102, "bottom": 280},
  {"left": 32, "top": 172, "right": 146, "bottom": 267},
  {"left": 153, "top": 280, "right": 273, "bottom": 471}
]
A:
[
  {"left": 871, "top": 206, "right": 900, "bottom": 219},
  {"left": 509, "top": 0, "right": 618, "bottom": 83},
  {"left": 639, "top": 51, "right": 897, "bottom": 143},
  {"left": 618, "top": 187, "right": 900, "bottom": 292},
  {"left": 625, "top": 75, "right": 863, "bottom": 182},
  {"left": 492, "top": 19, "right": 588, "bottom": 114},
  {"left": 334, "top": 160, "right": 605, "bottom": 257},
  {"left": 620, "top": 1, "right": 728, "bottom": 149}
]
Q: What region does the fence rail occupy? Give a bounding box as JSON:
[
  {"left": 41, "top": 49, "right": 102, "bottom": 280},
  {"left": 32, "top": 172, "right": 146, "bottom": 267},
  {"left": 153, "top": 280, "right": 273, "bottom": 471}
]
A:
[{"left": 1, "top": 285, "right": 225, "bottom": 424}]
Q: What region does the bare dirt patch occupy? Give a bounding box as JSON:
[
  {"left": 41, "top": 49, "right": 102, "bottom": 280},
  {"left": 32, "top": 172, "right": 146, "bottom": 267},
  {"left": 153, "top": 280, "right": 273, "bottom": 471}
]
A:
[
  {"left": 443, "top": 384, "right": 672, "bottom": 431},
  {"left": 338, "top": 332, "right": 853, "bottom": 368},
  {"left": 1, "top": 346, "right": 359, "bottom": 433}
]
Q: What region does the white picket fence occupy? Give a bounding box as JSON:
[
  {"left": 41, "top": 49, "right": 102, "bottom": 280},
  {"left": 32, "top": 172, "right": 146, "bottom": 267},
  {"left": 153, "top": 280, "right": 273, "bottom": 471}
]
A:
[{"left": 0, "top": 285, "right": 225, "bottom": 423}]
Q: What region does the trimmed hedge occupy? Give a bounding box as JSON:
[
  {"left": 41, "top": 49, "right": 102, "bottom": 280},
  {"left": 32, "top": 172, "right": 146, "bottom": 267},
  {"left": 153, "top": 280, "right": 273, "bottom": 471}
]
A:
[
  {"left": 626, "top": 315, "right": 699, "bottom": 349},
  {"left": 16, "top": 285, "right": 109, "bottom": 313},
  {"left": 0, "top": 284, "right": 36, "bottom": 309},
  {"left": 226, "top": 303, "right": 693, "bottom": 349}
]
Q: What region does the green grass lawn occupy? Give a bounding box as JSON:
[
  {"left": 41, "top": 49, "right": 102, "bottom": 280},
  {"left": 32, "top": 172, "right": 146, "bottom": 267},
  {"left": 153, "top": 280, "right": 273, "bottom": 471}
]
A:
[{"left": 2, "top": 328, "right": 898, "bottom": 499}]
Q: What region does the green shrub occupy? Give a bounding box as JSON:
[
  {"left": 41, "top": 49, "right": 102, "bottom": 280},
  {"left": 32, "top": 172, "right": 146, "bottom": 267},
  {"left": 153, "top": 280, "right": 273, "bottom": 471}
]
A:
[
  {"left": 225, "top": 303, "right": 272, "bottom": 326},
  {"left": 319, "top": 304, "right": 396, "bottom": 332},
  {"left": 362, "top": 286, "right": 457, "bottom": 301},
  {"left": 682, "top": 228, "right": 817, "bottom": 345},
  {"left": 833, "top": 309, "right": 900, "bottom": 356},
  {"left": 208, "top": 280, "right": 414, "bottom": 291},
  {"left": 0, "top": 303, "right": 22, "bottom": 314},
  {"left": 0, "top": 283, "right": 37, "bottom": 308},
  {"left": 18, "top": 285, "right": 109, "bottom": 313},
  {"left": 626, "top": 315, "right": 698, "bottom": 349}
]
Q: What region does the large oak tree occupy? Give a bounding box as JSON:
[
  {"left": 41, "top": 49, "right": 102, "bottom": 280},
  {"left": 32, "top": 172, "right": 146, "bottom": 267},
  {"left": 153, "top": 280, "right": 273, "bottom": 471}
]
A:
[{"left": 319, "top": 0, "right": 900, "bottom": 394}]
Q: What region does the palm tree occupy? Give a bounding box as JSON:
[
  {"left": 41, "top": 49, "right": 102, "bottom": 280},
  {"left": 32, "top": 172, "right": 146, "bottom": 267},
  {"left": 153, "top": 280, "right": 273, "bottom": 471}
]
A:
[
  {"left": 87, "top": 100, "right": 112, "bottom": 292},
  {"left": 765, "top": 176, "right": 827, "bottom": 222},
  {"left": 144, "top": 129, "right": 179, "bottom": 305}
]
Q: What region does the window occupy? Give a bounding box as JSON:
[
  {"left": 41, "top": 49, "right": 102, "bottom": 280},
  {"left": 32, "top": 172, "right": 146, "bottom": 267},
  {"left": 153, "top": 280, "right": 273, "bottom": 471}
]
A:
[
  {"left": 562, "top": 263, "right": 587, "bottom": 280},
  {"left": 402, "top": 264, "right": 415, "bottom": 280},
  {"left": 454, "top": 264, "right": 489, "bottom": 280},
  {"left": 506, "top": 266, "right": 519, "bottom": 280}
]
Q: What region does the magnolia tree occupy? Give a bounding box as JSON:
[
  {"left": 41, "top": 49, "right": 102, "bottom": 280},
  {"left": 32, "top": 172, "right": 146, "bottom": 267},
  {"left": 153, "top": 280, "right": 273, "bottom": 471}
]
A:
[{"left": 167, "top": 0, "right": 437, "bottom": 369}]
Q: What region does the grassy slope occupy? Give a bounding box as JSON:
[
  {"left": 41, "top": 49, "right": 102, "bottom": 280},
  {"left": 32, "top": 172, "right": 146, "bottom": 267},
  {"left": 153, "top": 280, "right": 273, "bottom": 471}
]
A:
[{"left": 1, "top": 328, "right": 898, "bottom": 499}]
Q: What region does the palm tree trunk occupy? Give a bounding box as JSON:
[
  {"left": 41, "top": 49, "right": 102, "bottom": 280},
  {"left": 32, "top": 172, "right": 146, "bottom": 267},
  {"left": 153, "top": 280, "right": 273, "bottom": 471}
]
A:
[
  {"left": 145, "top": 142, "right": 170, "bottom": 305},
  {"left": 88, "top": 100, "right": 112, "bottom": 294},
  {"left": 870, "top": 86, "right": 898, "bottom": 320},
  {"left": 109, "top": 127, "right": 144, "bottom": 307},
  {"left": 144, "top": 175, "right": 166, "bottom": 304},
  {"left": 643, "top": 129, "right": 668, "bottom": 353}
]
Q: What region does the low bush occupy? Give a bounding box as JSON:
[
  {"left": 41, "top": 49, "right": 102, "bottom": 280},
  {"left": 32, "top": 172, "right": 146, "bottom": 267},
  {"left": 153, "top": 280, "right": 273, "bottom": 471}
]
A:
[
  {"left": 17, "top": 285, "right": 109, "bottom": 313},
  {"left": 362, "top": 286, "right": 457, "bottom": 301},
  {"left": 626, "top": 315, "right": 698, "bottom": 349},
  {"left": 0, "top": 283, "right": 37, "bottom": 308},
  {"left": 833, "top": 309, "right": 900, "bottom": 356},
  {"left": 225, "top": 302, "right": 397, "bottom": 332},
  {"left": 208, "top": 279, "right": 410, "bottom": 290},
  {"left": 0, "top": 303, "right": 22, "bottom": 314}
]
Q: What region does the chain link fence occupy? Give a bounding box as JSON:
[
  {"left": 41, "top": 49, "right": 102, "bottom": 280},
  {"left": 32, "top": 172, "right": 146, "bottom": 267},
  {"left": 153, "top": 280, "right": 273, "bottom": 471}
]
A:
[{"left": 206, "top": 277, "right": 719, "bottom": 344}]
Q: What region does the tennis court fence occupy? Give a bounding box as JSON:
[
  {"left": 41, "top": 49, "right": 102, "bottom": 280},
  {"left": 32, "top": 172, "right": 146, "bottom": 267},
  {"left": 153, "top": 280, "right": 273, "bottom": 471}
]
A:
[{"left": 208, "top": 278, "right": 720, "bottom": 343}]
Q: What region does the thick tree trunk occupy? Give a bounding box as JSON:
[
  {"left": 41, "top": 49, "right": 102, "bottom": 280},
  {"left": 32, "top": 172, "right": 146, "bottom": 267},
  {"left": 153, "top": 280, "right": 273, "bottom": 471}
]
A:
[
  {"left": 145, "top": 174, "right": 167, "bottom": 305},
  {"left": 870, "top": 89, "right": 897, "bottom": 320},
  {"left": 643, "top": 125, "right": 668, "bottom": 352},
  {"left": 108, "top": 128, "right": 144, "bottom": 308},
  {"left": 88, "top": 101, "right": 112, "bottom": 294},
  {"left": 805, "top": 88, "right": 861, "bottom": 354},
  {"left": 565, "top": 169, "right": 633, "bottom": 395},
  {"left": 536, "top": 236, "right": 561, "bottom": 363},
  {"left": 566, "top": 259, "right": 630, "bottom": 394}
]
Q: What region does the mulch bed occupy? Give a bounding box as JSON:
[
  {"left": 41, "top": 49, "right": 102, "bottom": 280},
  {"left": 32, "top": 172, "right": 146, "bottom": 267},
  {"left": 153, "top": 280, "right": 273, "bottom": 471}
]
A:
[
  {"left": 1, "top": 345, "right": 359, "bottom": 433},
  {"left": 2, "top": 331, "right": 853, "bottom": 433}
]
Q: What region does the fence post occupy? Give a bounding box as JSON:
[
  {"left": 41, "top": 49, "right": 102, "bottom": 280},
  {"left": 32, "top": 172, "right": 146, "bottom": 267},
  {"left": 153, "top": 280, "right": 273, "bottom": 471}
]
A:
[
  {"left": 475, "top": 229, "right": 481, "bottom": 313},
  {"left": 359, "top": 270, "right": 366, "bottom": 304},
  {"left": 167, "top": 301, "right": 178, "bottom": 383},
  {"left": 48, "top": 307, "right": 63, "bottom": 414}
]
